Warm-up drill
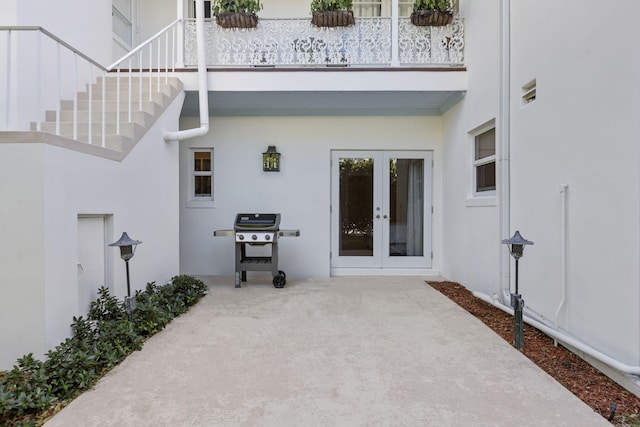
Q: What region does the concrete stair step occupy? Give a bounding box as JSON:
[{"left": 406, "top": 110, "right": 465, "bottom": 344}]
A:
[
  {"left": 32, "top": 75, "right": 183, "bottom": 155},
  {"left": 90, "top": 76, "right": 182, "bottom": 89},
  {"left": 45, "top": 109, "right": 152, "bottom": 126},
  {"left": 86, "top": 77, "right": 182, "bottom": 96},
  {"left": 77, "top": 87, "right": 175, "bottom": 102},
  {"left": 31, "top": 121, "right": 141, "bottom": 139},
  {"left": 60, "top": 99, "right": 162, "bottom": 116}
]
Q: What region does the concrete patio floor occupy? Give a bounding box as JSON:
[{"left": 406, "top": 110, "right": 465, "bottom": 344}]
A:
[{"left": 45, "top": 276, "right": 609, "bottom": 426}]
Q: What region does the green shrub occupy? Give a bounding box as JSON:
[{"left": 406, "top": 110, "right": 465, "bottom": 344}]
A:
[
  {"left": 413, "top": 0, "right": 452, "bottom": 12},
  {"left": 0, "top": 276, "right": 207, "bottom": 426},
  {"left": 310, "top": 0, "right": 352, "bottom": 12},
  {"left": 212, "top": 0, "right": 263, "bottom": 16}
]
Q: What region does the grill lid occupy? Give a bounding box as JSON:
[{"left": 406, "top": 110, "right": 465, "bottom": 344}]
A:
[{"left": 234, "top": 213, "right": 281, "bottom": 231}]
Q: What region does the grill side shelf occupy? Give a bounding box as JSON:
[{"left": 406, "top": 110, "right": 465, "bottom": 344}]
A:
[
  {"left": 278, "top": 230, "right": 300, "bottom": 237},
  {"left": 213, "top": 230, "right": 235, "bottom": 237}
]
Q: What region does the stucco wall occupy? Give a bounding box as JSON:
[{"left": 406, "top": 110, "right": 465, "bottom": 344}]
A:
[
  {"left": 0, "top": 144, "right": 46, "bottom": 370},
  {"left": 440, "top": 0, "right": 501, "bottom": 295},
  {"left": 0, "top": 94, "right": 183, "bottom": 369},
  {"left": 179, "top": 114, "right": 443, "bottom": 279},
  {"left": 14, "top": 0, "right": 112, "bottom": 66},
  {"left": 509, "top": 0, "right": 640, "bottom": 365},
  {"left": 139, "top": 0, "right": 175, "bottom": 41}
]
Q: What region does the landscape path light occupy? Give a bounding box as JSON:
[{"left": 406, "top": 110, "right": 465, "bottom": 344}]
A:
[
  {"left": 502, "top": 230, "right": 534, "bottom": 350},
  {"left": 109, "top": 232, "right": 142, "bottom": 320}
]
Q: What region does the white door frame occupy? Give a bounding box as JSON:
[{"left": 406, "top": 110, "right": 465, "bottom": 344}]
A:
[{"left": 330, "top": 150, "right": 432, "bottom": 272}]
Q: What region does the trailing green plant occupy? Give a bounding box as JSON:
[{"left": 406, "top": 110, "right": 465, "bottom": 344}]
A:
[
  {"left": 413, "top": 0, "right": 452, "bottom": 13},
  {"left": 0, "top": 276, "right": 207, "bottom": 426},
  {"left": 211, "top": 0, "right": 263, "bottom": 16},
  {"left": 310, "top": 0, "right": 352, "bottom": 13}
]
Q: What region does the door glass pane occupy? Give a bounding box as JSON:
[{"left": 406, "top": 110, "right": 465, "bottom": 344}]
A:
[
  {"left": 339, "top": 158, "right": 374, "bottom": 256},
  {"left": 389, "top": 158, "right": 424, "bottom": 256}
]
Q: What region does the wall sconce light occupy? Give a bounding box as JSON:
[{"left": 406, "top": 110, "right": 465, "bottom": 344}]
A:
[
  {"left": 109, "top": 232, "right": 142, "bottom": 320},
  {"left": 263, "top": 145, "right": 280, "bottom": 172},
  {"left": 501, "top": 230, "right": 534, "bottom": 350}
]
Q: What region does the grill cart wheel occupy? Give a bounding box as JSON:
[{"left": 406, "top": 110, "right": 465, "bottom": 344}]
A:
[{"left": 273, "top": 272, "right": 286, "bottom": 288}]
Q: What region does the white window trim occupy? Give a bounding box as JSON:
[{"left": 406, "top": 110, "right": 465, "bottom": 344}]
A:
[
  {"left": 112, "top": 4, "right": 133, "bottom": 49},
  {"left": 187, "top": 148, "right": 215, "bottom": 209},
  {"left": 468, "top": 119, "right": 497, "bottom": 203}
]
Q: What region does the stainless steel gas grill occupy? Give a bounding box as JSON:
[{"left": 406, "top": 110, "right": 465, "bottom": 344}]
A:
[{"left": 214, "top": 213, "right": 300, "bottom": 288}]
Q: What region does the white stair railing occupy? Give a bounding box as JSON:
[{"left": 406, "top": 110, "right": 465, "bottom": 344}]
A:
[{"left": 0, "top": 21, "right": 180, "bottom": 148}]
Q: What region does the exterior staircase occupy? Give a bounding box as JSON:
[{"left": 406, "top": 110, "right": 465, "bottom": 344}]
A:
[{"left": 31, "top": 76, "right": 183, "bottom": 153}]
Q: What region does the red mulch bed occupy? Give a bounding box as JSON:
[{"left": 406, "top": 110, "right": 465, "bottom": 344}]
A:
[{"left": 428, "top": 281, "right": 640, "bottom": 426}]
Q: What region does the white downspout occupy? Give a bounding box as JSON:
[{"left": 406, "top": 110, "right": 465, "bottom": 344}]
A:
[
  {"left": 554, "top": 184, "right": 569, "bottom": 342},
  {"left": 473, "top": 291, "right": 640, "bottom": 376},
  {"left": 164, "top": 0, "right": 209, "bottom": 142},
  {"left": 498, "top": 0, "right": 511, "bottom": 301}
]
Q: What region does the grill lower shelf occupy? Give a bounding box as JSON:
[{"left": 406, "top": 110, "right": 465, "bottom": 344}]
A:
[{"left": 240, "top": 257, "right": 274, "bottom": 265}]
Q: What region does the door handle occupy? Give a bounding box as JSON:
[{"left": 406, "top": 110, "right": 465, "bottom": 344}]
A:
[
  {"left": 383, "top": 215, "right": 388, "bottom": 219},
  {"left": 376, "top": 214, "right": 380, "bottom": 219}
]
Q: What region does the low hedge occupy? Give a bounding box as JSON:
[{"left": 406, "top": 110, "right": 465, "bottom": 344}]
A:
[{"left": 0, "top": 275, "right": 207, "bottom": 426}]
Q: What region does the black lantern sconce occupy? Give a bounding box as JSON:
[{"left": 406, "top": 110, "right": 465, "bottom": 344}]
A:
[
  {"left": 502, "top": 230, "right": 534, "bottom": 350},
  {"left": 109, "top": 232, "right": 142, "bottom": 320},
  {"left": 263, "top": 145, "right": 280, "bottom": 172}
]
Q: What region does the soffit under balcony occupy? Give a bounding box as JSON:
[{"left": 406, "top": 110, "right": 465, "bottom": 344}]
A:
[
  {"left": 180, "top": 90, "right": 465, "bottom": 116},
  {"left": 176, "top": 68, "right": 466, "bottom": 116}
]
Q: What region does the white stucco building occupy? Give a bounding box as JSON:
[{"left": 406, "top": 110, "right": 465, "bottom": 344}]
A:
[{"left": 1, "top": 0, "right": 639, "bottom": 395}]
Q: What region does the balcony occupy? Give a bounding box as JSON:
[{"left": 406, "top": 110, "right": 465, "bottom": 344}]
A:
[{"left": 182, "top": 17, "right": 464, "bottom": 68}]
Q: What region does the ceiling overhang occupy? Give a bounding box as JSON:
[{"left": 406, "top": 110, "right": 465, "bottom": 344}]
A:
[
  {"left": 176, "top": 68, "right": 467, "bottom": 117},
  {"left": 180, "top": 90, "right": 465, "bottom": 117}
]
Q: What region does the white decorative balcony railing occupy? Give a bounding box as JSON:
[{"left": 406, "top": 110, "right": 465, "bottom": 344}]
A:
[{"left": 183, "top": 17, "right": 464, "bottom": 67}]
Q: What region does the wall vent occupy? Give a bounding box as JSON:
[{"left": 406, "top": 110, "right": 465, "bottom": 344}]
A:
[{"left": 521, "top": 79, "right": 537, "bottom": 106}]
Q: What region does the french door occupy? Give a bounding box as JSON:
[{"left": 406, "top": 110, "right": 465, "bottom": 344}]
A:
[{"left": 331, "top": 150, "right": 432, "bottom": 269}]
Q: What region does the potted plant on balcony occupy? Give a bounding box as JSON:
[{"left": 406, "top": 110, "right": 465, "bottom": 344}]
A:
[
  {"left": 411, "top": 0, "right": 453, "bottom": 26},
  {"left": 212, "top": 0, "right": 263, "bottom": 29},
  {"left": 310, "top": 0, "right": 355, "bottom": 27}
]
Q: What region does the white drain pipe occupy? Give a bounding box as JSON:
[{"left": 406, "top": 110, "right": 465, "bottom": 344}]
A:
[
  {"left": 164, "top": 0, "right": 209, "bottom": 141},
  {"left": 473, "top": 291, "right": 640, "bottom": 376},
  {"left": 554, "top": 184, "right": 569, "bottom": 339},
  {"left": 498, "top": 0, "right": 512, "bottom": 302}
]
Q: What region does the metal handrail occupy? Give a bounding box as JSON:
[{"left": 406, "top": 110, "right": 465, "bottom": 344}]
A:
[
  {"left": 0, "top": 26, "right": 106, "bottom": 70},
  {"left": 107, "top": 19, "right": 180, "bottom": 70}
]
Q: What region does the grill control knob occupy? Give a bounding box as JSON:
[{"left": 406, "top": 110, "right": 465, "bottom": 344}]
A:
[
  {"left": 238, "top": 234, "right": 244, "bottom": 240},
  {"left": 252, "top": 234, "right": 258, "bottom": 240},
  {"left": 265, "top": 234, "right": 271, "bottom": 241}
]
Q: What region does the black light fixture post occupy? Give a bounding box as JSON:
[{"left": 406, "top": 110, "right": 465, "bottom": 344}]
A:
[
  {"left": 109, "top": 232, "right": 142, "bottom": 321},
  {"left": 501, "top": 230, "right": 534, "bottom": 350}
]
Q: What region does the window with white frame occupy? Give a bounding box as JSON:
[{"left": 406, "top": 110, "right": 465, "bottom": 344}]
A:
[
  {"left": 113, "top": 0, "right": 133, "bottom": 47},
  {"left": 352, "top": 0, "right": 413, "bottom": 17},
  {"left": 192, "top": 149, "right": 213, "bottom": 201},
  {"left": 191, "top": 1, "right": 212, "bottom": 18},
  {"left": 353, "top": 0, "right": 383, "bottom": 17},
  {"left": 473, "top": 127, "right": 496, "bottom": 194}
]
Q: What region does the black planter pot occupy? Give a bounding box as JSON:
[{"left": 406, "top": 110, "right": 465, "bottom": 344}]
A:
[
  {"left": 216, "top": 12, "right": 259, "bottom": 29},
  {"left": 312, "top": 10, "right": 355, "bottom": 27},
  {"left": 410, "top": 10, "right": 453, "bottom": 26}
]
